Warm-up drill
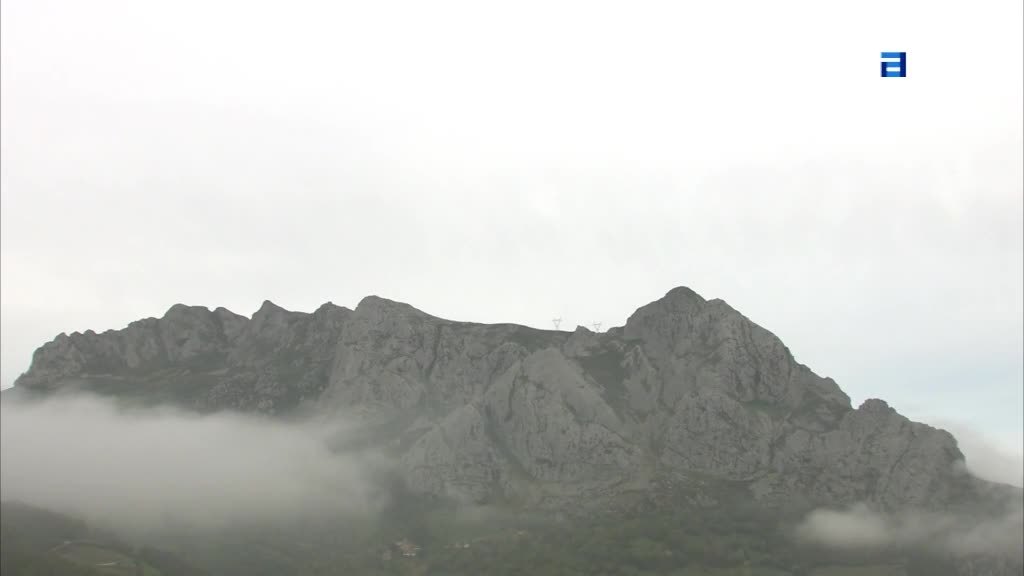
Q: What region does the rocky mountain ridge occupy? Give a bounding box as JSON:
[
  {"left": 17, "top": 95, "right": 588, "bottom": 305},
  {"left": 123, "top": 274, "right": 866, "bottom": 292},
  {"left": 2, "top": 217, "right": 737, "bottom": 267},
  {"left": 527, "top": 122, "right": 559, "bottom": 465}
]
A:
[{"left": 11, "top": 287, "right": 982, "bottom": 511}]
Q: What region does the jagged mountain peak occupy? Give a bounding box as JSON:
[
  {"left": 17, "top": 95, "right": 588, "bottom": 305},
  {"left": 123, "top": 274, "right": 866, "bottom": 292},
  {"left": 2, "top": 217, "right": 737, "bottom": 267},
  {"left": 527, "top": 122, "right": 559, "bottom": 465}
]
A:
[
  {"left": 253, "top": 299, "right": 292, "bottom": 317},
  {"left": 314, "top": 301, "right": 347, "bottom": 314},
  {"left": 662, "top": 285, "right": 707, "bottom": 305},
  {"left": 859, "top": 397, "right": 894, "bottom": 413},
  {"left": 10, "top": 288, "right": 984, "bottom": 513},
  {"left": 355, "top": 294, "right": 433, "bottom": 318},
  {"left": 162, "top": 302, "right": 213, "bottom": 318}
]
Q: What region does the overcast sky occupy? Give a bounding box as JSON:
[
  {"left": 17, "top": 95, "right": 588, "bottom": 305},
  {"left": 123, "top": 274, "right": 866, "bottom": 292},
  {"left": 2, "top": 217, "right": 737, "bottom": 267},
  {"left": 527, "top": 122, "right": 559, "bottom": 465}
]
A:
[{"left": 2, "top": 1, "right": 1021, "bottom": 463}]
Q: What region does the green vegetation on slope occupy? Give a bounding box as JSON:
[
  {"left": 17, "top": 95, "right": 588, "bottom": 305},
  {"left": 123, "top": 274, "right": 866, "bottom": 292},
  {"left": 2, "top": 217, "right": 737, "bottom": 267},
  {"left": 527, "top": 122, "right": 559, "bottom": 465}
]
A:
[
  {"left": 0, "top": 495, "right": 983, "bottom": 576},
  {"left": 0, "top": 503, "right": 204, "bottom": 576}
]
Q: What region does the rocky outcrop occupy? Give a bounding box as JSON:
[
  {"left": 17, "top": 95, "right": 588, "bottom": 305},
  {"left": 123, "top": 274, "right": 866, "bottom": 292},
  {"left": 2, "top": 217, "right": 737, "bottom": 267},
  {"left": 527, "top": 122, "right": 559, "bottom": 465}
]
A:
[
  {"left": 15, "top": 300, "right": 350, "bottom": 412},
  {"left": 12, "top": 287, "right": 978, "bottom": 511}
]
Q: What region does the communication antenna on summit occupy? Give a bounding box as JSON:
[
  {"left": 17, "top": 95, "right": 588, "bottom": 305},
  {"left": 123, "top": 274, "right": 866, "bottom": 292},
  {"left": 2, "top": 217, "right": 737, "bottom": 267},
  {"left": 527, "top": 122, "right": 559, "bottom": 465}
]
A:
[
  {"left": 591, "top": 322, "right": 602, "bottom": 332},
  {"left": 551, "top": 318, "right": 562, "bottom": 330}
]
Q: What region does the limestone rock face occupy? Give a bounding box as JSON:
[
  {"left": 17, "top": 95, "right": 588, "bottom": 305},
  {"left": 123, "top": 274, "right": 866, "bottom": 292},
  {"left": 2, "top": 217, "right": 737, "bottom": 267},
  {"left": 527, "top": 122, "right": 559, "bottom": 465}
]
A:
[
  {"left": 751, "top": 397, "right": 970, "bottom": 508},
  {"left": 12, "top": 287, "right": 978, "bottom": 511},
  {"left": 400, "top": 403, "right": 504, "bottom": 502}
]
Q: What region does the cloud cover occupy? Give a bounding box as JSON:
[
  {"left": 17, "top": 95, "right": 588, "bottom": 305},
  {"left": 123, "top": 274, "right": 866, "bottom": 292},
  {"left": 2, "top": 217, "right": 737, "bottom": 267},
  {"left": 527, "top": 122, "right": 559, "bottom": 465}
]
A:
[
  {"left": 1, "top": 0, "right": 1021, "bottom": 466},
  {"left": 0, "top": 394, "right": 391, "bottom": 535},
  {"left": 796, "top": 500, "right": 1024, "bottom": 561},
  {"left": 942, "top": 421, "right": 1024, "bottom": 488}
]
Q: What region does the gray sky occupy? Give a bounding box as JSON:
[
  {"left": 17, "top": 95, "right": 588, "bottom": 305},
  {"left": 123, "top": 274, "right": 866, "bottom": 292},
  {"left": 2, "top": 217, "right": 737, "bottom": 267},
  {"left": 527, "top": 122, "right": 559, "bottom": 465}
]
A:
[{"left": 2, "top": 0, "right": 1021, "bottom": 463}]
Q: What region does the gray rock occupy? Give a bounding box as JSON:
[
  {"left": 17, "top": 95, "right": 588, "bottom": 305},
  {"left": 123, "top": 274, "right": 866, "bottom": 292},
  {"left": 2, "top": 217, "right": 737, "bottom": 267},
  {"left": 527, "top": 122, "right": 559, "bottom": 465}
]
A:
[{"left": 11, "top": 287, "right": 986, "bottom": 512}]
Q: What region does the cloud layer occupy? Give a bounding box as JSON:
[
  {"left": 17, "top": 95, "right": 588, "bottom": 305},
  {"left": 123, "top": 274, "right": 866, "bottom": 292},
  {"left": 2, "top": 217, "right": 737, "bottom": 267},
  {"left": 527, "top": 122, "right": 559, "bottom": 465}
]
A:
[
  {"left": 2, "top": 0, "right": 1021, "bottom": 464},
  {"left": 796, "top": 500, "right": 1024, "bottom": 560},
  {"left": 0, "top": 394, "right": 391, "bottom": 535}
]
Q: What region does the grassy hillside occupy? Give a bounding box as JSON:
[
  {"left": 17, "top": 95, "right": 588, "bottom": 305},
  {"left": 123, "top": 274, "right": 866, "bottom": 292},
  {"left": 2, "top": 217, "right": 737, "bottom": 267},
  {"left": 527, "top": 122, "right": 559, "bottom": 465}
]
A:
[
  {"left": 0, "top": 503, "right": 203, "bottom": 576},
  {"left": 0, "top": 497, "right": 991, "bottom": 576}
]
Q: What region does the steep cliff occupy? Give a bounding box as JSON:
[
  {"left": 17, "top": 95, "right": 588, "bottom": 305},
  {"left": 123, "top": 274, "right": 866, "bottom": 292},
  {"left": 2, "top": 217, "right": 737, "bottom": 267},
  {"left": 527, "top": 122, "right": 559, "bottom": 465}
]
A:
[{"left": 12, "top": 287, "right": 981, "bottom": 511}]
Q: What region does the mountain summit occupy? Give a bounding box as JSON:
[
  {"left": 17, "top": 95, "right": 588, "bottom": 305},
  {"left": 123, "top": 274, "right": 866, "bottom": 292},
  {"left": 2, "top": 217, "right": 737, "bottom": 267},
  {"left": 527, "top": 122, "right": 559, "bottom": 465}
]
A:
[{"left": 12, "top": 287, "right": 981, "bottom": 511}]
